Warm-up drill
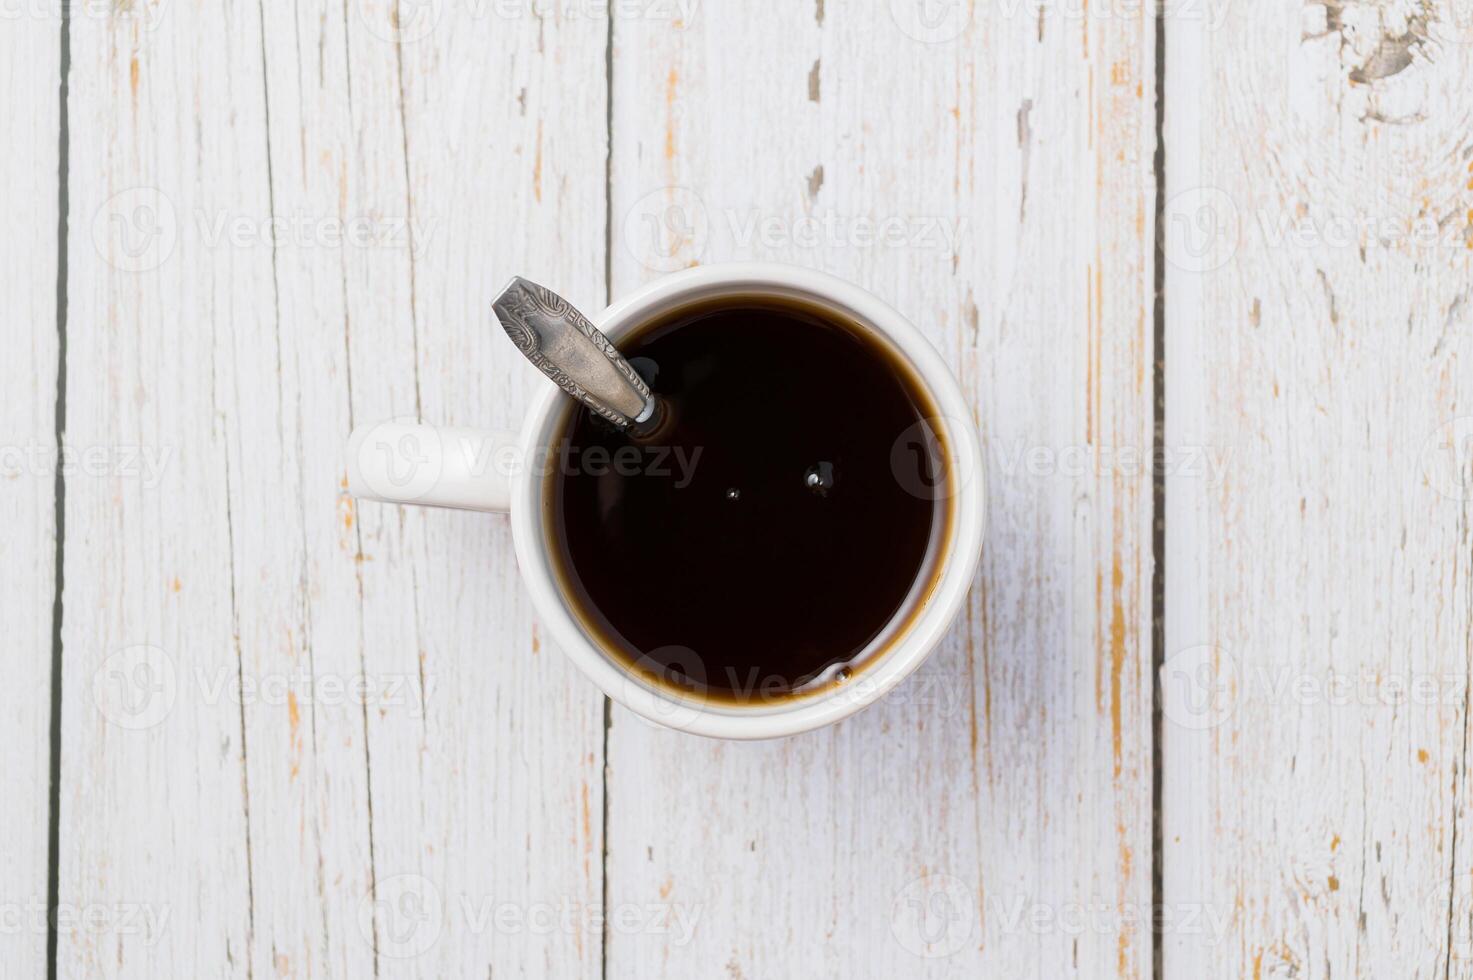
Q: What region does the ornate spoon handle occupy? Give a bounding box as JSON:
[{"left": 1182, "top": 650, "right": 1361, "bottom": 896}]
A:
[{"left": 493, "top": 276, "right": 655, "bottom": 428}]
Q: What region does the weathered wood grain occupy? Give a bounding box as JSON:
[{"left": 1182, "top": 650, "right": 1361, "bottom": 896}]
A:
[
  {"left": 0, "top": 10, "right": 60, "bottom": 976},
  {"left": 606, "top": 2, "right": 1156, "bottom": 977},
  {"left": 62, "top": 4, "right": 262, "bottom": 974},
  {"left": 359, "top": 4, "right": 609, "bottom": 977},
  {"left": 61, "top": 3, "right": 607, "bottom": 977},
  {"left": 1164, "top": 1, "right": 1473, "bottom": 975}
]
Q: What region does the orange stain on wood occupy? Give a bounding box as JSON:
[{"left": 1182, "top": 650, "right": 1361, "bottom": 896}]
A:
[
  {"left": 129, "top": 56, "right": 139, "bottom": 98},
  {"left": 338, "top": 488, "right": 356, "bottom": 548},
  {"left": 171, "top": 577, "right": 181, "bottom": 593},
  {"left": 531, "top": 623, "right": 540, "bottom": 654},
  {"left": 288, "top": 691, "right": 302, "bottom": 780},
  {"left": 1109, "top": 550, "right": 1126, "bottom": 777},
  {"left": 581, "top": 779, "right": 592, "bottom": 849},
  {"left": 664, "top": 67, "right": 680, "bottom": 164},
  {"left": 578, "top": 778, "right": 593, "bottom": 906},
  {"left": 1418, "top": 748, "right": 1430, "bottom": 763},
  {"left": 659, "top": 875, "right": 674, "bottom": 899},
  {"left": 1116, "top": 841, "right": 1134, "bottom": 976},
  {"left": 1327, "top": 875, "right": 1340, "bottom": 891}
]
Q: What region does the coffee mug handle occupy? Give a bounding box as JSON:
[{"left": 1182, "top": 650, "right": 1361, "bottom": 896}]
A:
[{"left": 346, "top": 420, "right": 518, "bottom": 513}]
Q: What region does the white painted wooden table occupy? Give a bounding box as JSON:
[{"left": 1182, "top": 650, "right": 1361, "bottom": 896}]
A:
[{"left": 4, "top": 0, "right": 1471, "bottom": 976}]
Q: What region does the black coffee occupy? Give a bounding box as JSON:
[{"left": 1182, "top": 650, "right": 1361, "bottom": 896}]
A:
[{"left": 548, "top": 297, "right": 948, "bottom": 703}]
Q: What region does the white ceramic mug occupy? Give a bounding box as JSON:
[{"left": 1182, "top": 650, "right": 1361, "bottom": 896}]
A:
[{"left": 346, "top": 264, "right": 986, "bottom": 739}]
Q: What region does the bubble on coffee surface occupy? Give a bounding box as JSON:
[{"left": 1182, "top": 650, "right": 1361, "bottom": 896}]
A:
[
  {"left": 804, "top": 461, "right": 835, "bottom": 497},
  {"left": 725, "top": 487, "right": 741, "bottom": 502}
]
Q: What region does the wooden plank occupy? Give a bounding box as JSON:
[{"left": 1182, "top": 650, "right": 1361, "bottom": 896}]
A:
[
  {"left": 1164, "top": 6, "right": 1473, "bottom": 976},
  {"left": 606, "top": 3, "right": 1156, "bottom": 976},
  {"left": 61, "top": 4, "right": 262, "bottom": 975},
  {"left": 62, "top": 3, "right": 607, "bottom": 977},
  {"left": 0, "top": 10, "right": 60, "bottom": 976},
  {"left": 354, "top": 5, "right": 609, "bottom": 978},
  {"left": 226, "top": 5, "right": 402, "bottom": 976}
]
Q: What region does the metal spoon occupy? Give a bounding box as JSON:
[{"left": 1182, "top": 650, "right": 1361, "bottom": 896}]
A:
[{"left": 492, "top": 276, "right": 658, "bottom": 430}]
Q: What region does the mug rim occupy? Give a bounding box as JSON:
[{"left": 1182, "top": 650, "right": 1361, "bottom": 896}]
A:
[{"left": 509, "top": 263, "right": 986, "bottom": 739}]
